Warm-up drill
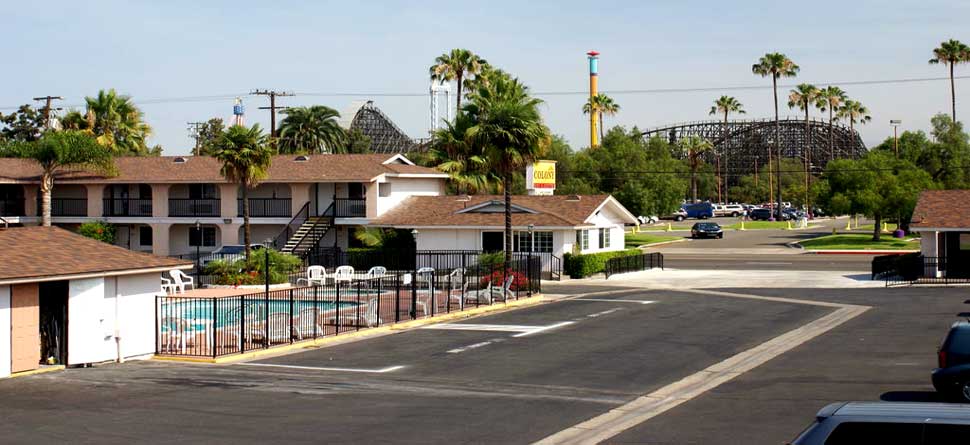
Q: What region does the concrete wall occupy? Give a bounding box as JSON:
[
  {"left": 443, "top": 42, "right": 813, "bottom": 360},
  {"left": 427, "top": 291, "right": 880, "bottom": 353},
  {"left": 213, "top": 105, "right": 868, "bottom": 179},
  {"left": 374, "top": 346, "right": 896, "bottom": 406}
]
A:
[
  {"left": 169, "top": 224, "right": 221, "bottom": 256},
  {"left": 0, "top": 285, "right": 9, "bottom": 378},
  {"left": 246, "top": 184, "right": 291, "bottom": 199},
  {"left": 240, "top": 224, "right": 284, "bottom": 247},
  {"left": 921, "top": 230, "right": 938, "bottom": 258},
  {"left": 376, "top": 178, "right": 444, "bottom": 217}
]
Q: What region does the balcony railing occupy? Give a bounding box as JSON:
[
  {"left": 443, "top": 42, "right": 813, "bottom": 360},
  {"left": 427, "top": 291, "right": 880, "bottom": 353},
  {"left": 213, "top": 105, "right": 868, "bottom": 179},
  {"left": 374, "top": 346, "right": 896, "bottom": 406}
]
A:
[
  {"left": 169, "top": 198, "right": 220, "bottom": 217},
  {"left": 238, "top": 198, "right": 291, "bottom": 218},
  {"left": 49, "top": 198, "right": 88, "bottom": 217},
  {"left": 103, "top": 198, "right": 152, "bottom": 217},
  {"left": 0, "top": 198, "right": 25, "bottom": 216},
  {"left": 333, "top": 198, "right": 366, "bottom": 218}
]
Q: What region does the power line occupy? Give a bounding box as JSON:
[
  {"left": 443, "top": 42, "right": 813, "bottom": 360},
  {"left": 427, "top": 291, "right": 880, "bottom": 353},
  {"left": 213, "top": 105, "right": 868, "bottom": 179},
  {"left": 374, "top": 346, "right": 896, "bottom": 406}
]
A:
[
  {"left": 1, "top": 74, "right": 966, "bottom": 112},
  {"left": 563, "top": 164, "right": 970, "bottom": 178},
  {"left": 187, "top": 121, "right": 205, "bottom": 154},
  {"left": 31, "top": 95, "right": 63, "bottom": 128},
  {"left": 251, "top": 89, "right": 293, "bottom": 137}
]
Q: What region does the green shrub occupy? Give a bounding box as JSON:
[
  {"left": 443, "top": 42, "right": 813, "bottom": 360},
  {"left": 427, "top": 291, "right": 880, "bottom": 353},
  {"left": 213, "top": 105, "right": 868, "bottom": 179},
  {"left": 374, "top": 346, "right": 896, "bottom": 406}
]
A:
[
  {"left": 477, "top": 252, "right": 505, "bottom": 268},
  {"left": 77, "top": 221, "right": 116, "bottom": 244},
  {"left": 204, "top": 249, "right": 301, "bottom": 285},
  {"left": 564, "top": 249, "right": 642, "bottom": 278}
]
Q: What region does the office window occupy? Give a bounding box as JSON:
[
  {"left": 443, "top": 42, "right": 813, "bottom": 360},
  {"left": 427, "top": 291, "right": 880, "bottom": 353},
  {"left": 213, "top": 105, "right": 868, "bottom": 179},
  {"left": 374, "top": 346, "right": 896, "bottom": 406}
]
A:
[
  {"left": 576, "top": 229, "right": 589, "bottom": 250},
  {"left": 513, "top": 231, "right": 529, "bottom": 252},
  {"left": 534, "top": 232, "right": 553, "bottom": 252},
  {"left": 189, "top": 226, "right": 216, "bottom": 247},
  {"left": 139, "top": 226, "right": 153, "bottom": 246},
  {"left": 600, "top": 228, "right": 611, "bottom": 249}
]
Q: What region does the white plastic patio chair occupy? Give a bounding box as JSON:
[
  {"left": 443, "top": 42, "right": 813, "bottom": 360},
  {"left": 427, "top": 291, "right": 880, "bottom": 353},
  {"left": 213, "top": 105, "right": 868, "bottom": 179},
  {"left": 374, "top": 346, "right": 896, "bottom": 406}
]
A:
[
  {"left": 160, "top": 316, "right": 196, "bottom": 354},
  {"left": 329, "top": 298, "right": 381, "bottom": 328},
  {"left": 297, "top": 266, "right": 328, "bottom": 287},
  {"left": 160, "top": 277, "right": 177, "bottom": 295},
  {"left": 252, "top": 312, "right": 299, "bottom": 343},
  {"left": 169, "top": 269, "right": 195, "bottom": 294},
  {"left": 296, "top": 307, "right": 325, "bottom": 338},
  {"left": 333, "top": 266, "right": 355, "bottom": 284},
  {"left": 491, "top": 275, "right": 515, "bottom": 300},
  {"left": 366, "top": 266, "right": 387, "bottom": 277},
  {"left": 465, "top": 280, "right": 493, "bottom": 305}
]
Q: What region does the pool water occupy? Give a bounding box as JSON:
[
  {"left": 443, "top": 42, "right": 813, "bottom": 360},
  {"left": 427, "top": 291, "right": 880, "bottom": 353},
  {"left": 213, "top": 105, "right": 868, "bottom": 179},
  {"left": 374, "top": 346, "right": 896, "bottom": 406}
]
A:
[{"left": 160, "top": 298, "right": 364, "bottom": 332}]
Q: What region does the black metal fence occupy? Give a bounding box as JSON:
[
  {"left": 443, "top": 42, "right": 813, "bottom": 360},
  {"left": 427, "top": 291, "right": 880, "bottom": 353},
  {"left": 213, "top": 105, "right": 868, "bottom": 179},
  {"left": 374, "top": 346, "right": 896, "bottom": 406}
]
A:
[
  {"left": 0, "top": 198, "right": 24, "bottom": 216},
  {"left": 874, "top": 254, "right": 970, "bottom": 286},
  {"left": 169, "top": 198, "right": 220, "bottom": 217},
  {"left": 307, "top": 248, "right": 562, "bottom": 281},
  {"left": 103, "top": 198, "right": 152, "bottom": 217},
  {"left": 156, "top": 256, "right": 541, "bottom": 358},
  {"left": 238, "top": 198, "right": 291, "bottom": 218},
  {"left": 605, "top": 252, "right": 664, "bottom": 279},
  {"left": 334, "top": 198, "right": 366, "bottom": 217}
]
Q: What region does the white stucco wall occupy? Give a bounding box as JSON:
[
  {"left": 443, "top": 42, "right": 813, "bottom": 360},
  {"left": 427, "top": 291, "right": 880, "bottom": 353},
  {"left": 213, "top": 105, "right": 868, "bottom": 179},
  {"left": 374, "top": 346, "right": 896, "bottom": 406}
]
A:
[
  {"left": 920, "top": 230, "right": 938, "bottom": 258},
  {"left": 0, "top": 284, "right": 10, "bottom": 378},
  {"left": 376, "top": 178, "right": 445, "bottom": 216},
  {"left": 415, "top": 229, "right": 482, "bottom": 251}
]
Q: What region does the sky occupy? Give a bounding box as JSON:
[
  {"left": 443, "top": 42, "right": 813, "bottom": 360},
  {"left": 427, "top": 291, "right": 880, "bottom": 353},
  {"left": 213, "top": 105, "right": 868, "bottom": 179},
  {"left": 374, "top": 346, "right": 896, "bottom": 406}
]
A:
[{"left": 3, "top": 0, "right": 970, "bottom": 155}]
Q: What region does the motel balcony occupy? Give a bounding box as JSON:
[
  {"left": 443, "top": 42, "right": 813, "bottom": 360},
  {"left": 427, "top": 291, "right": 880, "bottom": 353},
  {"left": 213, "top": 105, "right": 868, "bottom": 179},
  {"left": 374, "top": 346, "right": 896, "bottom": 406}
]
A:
[
  {"left": 103, "top": 198, "right": 152, "bottom": 217},
  {"left": 333, "top": 198, "right": 366, "bottom": 218},
  {"left": 237, "top": 198, "right": 291, "bottom": 218},
  {"left": 169, "top": 198, "right": 221, "bottom": 217}
]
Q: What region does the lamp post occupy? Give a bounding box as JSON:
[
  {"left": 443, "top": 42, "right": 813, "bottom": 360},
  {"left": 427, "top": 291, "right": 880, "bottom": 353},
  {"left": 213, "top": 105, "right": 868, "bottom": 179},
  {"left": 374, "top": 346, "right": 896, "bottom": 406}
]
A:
[
  {"left": 890, "top": 120, "right": 902, "bottom": 159},
  {"left": 527, "top": 224, "right": 535, "bottom": 253},
  {"left": 194, "top": 220, "right": 201, "bottom": 281}
]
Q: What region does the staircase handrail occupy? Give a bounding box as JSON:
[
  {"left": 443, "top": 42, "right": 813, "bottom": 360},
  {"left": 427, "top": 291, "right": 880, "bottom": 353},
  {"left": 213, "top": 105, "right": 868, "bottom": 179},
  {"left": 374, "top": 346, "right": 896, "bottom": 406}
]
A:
[
  {"left": 291, "top": 202, "right": 335, "bottom": 256},
  {"left": 272, "top": 201, "right": 310, "bottom": 251}
]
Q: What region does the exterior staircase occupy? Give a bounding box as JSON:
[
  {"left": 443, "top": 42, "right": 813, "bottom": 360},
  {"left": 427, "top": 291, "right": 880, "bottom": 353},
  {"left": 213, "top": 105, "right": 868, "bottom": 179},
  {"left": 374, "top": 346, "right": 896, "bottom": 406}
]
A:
[{"left": 273, "top": 202, "right": 334, "bottom": 260}]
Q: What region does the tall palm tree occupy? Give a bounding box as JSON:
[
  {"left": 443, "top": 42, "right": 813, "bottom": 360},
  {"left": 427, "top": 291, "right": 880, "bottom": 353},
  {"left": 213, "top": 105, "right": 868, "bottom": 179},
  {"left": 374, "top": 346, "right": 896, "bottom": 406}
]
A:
[
  {"left": 837, "top": 99, "right": 871, "bottom": 133},
  {"left": 0, "top": 131, "right": 114, "bottom": 226},
  {"left": 788, "top": 84, "right": 820, "bottom": 216},
  {"left": 277, "top": 106, "right": 347, "bottom": 154},
  {"left": 464, "top": 73, "right": 549, "bottom": 268},
  {"left": 84, "top": 89, "right": 153, "bottom": 156},
  {"left": 709, "top": 96, "right": 745, "bottom": 202},
  {"left": 429, "top": 49, "right": 489, "bottom": 112},
  {"left": 428, "top": 113, "right": 490, "bottom": 194},
  {"left": 678, "top": 136, "right": 714, "bottom": 202},
  {"left": 583, "top": 93, "right": 621, "bottom": 143},
  {"left": 815, "top": 86, "right": 847, "bottom": 158},
  {"left": 212, "top": 124, "right": 273, "bottom": 260},
  {"left": 929, "top": 39, "right": 970, "bottom": 122},
  {"left": 753, "top": 53, "right": 799, "bottom": 218}
]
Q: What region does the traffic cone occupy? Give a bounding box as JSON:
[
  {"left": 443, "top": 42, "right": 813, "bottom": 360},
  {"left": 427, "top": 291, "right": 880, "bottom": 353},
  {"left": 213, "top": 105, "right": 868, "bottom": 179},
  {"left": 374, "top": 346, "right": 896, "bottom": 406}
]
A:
[
  {"left": 666, "top": 223, "right": 672, "bottom": 232},
  {"left": 739, "top": 220, "right": 746, "bottom": 231},
  {"left": 845, "top": 219, "right": 852, "bottom": 230},
  {"left": 786, "top": 220, "right": 792, "bottom": 230}
]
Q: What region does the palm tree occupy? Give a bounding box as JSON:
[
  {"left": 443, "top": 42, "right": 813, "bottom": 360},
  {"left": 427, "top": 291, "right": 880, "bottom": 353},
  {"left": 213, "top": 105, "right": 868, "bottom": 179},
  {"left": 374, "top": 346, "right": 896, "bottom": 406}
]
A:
[
  {"left": 277, "top": 106, "right": 347, "bottom": 154},
  {"left": 788, "top": 84, "right": 820, "bottom": 216},
  {"left": 753, "top": 52, "right": 799, "bottom": 218},
  {"left": 837, "top": 99, "right": 871, "bottom": 133},
  {"left": 0, "top": 131, "right": 114, "bottom": 226},
  {"left": 815, "top": 86, "right": 847, "bottom": 158},
  {"left": 583, "top": 93, "right": 621, "bottom": 143},
  {"left": 428, "top": 113, "right": 491, "bottom": 194},
  {"left": 429, "top": 49, "right": 489, "bottom": 112},
  {"left": 212, "top": 124, "right": 273, "bottom": 260},
  {"left": 464, "top": 73, "right": 549, "bottom": 268},
  {"left": 678, "top": 136, "right": 714, "bottom": 202},
  {"left": 929, "top": 39, "right": 970, "bottom": 122},
  {"left": 84, "top": 89, "right": 153, "bottom": 156},
  {"left": 709, "top": 96, "right": 745, "bottom": 202}
]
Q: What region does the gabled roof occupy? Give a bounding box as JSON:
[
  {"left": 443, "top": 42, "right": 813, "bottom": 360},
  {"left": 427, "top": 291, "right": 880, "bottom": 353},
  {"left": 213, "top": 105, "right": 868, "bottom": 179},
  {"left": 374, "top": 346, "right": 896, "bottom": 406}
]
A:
[
  {"left": 0, "top": 153, "right": 445, "bottom": 184},
  {"left": 911, "top": 189, "right": 970, "bottom": 230},
  {"left": 371, "top": 194, "right": 637, "bottom": 228},
  {"left": 0, "top": 227, "right": 191, "bottom": 284}
]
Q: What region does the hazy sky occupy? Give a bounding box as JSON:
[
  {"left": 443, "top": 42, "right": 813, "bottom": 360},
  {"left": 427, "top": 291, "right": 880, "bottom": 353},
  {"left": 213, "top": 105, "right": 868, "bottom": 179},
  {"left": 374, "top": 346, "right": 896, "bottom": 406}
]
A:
[{"left": 3, "top": 0, "right": 969, "bottom": 154}]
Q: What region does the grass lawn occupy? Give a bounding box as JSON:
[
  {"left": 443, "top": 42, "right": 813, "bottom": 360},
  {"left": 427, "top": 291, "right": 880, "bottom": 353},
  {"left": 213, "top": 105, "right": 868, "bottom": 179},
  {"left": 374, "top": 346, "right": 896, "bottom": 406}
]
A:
[
  {"left": 625, "top": 232, "right": 682, "bottom": 248},
  {"left": 798, "top": 234, "right": 920, "bottom": 251}
]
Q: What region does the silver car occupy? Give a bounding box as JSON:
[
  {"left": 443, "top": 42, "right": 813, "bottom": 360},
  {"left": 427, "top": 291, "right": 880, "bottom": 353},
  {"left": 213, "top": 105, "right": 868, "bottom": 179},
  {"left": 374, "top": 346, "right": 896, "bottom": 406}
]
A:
[{"left": 790, "top": 401, "right": 970, "bottom": 444}]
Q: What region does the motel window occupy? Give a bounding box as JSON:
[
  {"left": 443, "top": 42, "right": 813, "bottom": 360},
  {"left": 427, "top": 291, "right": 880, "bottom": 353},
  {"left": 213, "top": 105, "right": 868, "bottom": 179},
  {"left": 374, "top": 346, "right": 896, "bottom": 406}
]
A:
[
  {"left": 512, "top": 231, "right": 553, "bottom": 253},
  {"left": 600, "top": 228, "right": 610, "bottom": 249},
  {"left": 379, "top": 183, "right": 392, "bottom": 197},
  {"left": 534, "top": 232, "right": 553, "bottom": 252},
  {"left": 139, "top": 226, "right": 153, "bottom": 247},
  {"left": 576, "top": 229, "right": 589, "bottom": 250},
  {"left": 189, "top": 226, "right": 216, "bottom": 247}
]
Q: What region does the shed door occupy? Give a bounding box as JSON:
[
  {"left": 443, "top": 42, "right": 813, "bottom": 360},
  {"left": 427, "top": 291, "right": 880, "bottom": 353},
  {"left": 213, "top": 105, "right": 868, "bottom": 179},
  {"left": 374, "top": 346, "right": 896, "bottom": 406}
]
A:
[{"left": 10, "top": 283, "right": 40, "bottom": 373}]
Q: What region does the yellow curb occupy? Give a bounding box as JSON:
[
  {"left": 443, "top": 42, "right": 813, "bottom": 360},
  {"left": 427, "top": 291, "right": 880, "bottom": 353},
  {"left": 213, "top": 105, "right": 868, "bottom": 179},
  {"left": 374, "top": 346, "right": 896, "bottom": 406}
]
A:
[
  {"left": 153, "top": 295, "right": 545, "bottom": 365},
  {"left": 5, "top": 365, "right": 65, "bottom": 379}
]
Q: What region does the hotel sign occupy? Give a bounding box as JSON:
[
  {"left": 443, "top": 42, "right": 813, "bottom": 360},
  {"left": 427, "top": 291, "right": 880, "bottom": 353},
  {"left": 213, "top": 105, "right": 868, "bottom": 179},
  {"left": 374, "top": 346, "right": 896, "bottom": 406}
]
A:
[{"left": 526, "top": 160, "right": 556, "bottom": 195}]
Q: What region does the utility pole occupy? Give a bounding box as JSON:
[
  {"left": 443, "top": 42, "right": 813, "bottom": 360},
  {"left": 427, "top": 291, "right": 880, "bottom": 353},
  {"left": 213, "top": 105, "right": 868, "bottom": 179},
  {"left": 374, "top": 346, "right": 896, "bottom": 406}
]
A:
[
  {"left": 32, "top": 96, "right": 63, "bottom": 129},
  {"left": 187, "top": 122, "right": 205, "bottom": 155},
  {"left": 251, "top": 89, "right": 293, "bottom": 138},
  {"left": 890, "top": 119, "right": 902, "bottom": 159}
]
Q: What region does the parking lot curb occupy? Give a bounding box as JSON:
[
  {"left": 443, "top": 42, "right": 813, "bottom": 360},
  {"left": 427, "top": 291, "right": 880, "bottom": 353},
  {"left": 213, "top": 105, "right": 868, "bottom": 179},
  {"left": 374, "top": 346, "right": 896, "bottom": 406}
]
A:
[
  {"left": 152, "top": 295, "right": 546, "bottom": 365},
  {"left": 2, "top": 365, "right": 65, "bottom": 380}
]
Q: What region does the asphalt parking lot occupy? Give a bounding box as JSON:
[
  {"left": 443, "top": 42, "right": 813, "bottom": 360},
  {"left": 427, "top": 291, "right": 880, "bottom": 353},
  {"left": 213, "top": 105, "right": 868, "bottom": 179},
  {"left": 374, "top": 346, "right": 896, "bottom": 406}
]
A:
[{"left": 0, "top": 284, "right": 963, "bottom": 444}]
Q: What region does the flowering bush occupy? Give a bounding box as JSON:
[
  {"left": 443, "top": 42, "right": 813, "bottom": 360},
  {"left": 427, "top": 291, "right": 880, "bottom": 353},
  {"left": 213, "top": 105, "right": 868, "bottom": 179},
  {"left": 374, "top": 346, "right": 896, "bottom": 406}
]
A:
[
  {"left": 481, "top": 269, "right": 528, "bottom": 291},
  {"left": 78, "top": 221, "right": 116, "bottom": 244}
]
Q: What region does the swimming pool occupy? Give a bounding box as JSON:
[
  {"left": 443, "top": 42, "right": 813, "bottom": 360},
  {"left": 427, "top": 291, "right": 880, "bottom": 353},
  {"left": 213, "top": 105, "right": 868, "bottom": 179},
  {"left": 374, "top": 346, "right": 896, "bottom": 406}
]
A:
[{"left": 159, "top": 298, "right": 365, "bottom": 332}]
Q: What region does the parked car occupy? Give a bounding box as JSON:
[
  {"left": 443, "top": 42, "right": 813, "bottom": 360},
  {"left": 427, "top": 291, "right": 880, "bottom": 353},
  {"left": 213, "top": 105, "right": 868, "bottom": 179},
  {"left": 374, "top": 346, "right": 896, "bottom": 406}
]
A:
[
  {"left": 661, "top": 208, "right": 688, "bottom": 222},
  {"left": 715, "top": 204, "right": 745, "bottom": 217},
  {"left": 199, "top": 243, "right": 265, "bottom": 267},
  {"left": 749, "top": 208, "right": 772, "bottom": 221},
  {"left": 682, "top": 202, "right": 715, "bottom": 219},
  {"left": 789, "top": 401, "right": 970, "bottom": 444},
  {"left": 637, "top": 215, "right": 660, "bottom": 225},
  {"left": 690, "top": 222, "right": 723, "bottom": 239},
  {"left": 782, "top": 208, "right": 804, "bottom": 221},
  {"left": 932, "top": 320, "right": 970, "bottom": 402}
]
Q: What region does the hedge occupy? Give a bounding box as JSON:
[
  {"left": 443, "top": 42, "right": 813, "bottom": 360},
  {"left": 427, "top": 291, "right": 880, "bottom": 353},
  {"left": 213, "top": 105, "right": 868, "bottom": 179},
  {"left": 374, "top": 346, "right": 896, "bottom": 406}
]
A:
[{"left": 564, "top": 249, "right": 642, "bottom": 278}]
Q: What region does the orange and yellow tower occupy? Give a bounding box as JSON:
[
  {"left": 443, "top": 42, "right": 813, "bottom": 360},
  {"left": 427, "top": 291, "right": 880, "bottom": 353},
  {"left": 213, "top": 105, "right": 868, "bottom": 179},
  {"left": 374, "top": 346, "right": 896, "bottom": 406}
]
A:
[{"left": 587, "top": 50, "right": 600, "bottom": 148}]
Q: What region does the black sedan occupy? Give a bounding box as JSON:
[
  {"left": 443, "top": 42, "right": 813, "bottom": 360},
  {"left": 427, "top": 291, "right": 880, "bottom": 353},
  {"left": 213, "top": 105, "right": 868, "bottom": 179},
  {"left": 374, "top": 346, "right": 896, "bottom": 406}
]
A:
[{"left": 691, "top": 222, "right": 723, "bottom": 239}]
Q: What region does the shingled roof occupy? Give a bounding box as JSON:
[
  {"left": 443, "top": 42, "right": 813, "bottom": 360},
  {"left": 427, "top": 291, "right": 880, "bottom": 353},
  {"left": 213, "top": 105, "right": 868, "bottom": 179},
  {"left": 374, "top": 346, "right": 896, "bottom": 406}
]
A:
[
  {"left": 910, "top": 190, "right": 970, "bottom": 230},
  {"left": 0, "top": 153, "right": 444, "bottom": 184},
  {"left": 371, "top": 194, "right": 636, "bottom": 228},
  {"left": 0, "top": 227, "right": 191, "bottom": 284}
]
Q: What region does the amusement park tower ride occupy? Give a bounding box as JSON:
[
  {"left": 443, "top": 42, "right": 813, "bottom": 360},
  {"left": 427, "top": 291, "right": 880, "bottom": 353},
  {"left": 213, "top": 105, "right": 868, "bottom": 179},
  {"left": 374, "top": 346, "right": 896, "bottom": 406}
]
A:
[{"left": 587, "top": 50, "right": 599, "bottom": 148}]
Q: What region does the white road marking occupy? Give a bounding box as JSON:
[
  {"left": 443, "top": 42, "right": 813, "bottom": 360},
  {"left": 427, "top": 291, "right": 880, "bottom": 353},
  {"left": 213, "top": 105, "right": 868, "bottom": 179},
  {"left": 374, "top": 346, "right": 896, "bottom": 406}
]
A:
[
  {"left": 512, "top": 321, "right": 575, "bottom": 338},
  {"left": 534, "top": 288, "right": 871, "bottom": 445},
  {"left": 237, "top": 363, "right": 405, "bottom": 374},
  {"left": 746, "top": 261, "right": 793, "bottom": 265},
  {"left": 574, "top": 299, "right": 656, "bottom": 305},
  {"left": 585, "top": 308, "right": 624, "bottom": 318},
  {"left": 422, "top": 323, "right": 541, "bottom": 333},
  {"left": 446, "top": 338, "right": 509, "bottom": 354}
]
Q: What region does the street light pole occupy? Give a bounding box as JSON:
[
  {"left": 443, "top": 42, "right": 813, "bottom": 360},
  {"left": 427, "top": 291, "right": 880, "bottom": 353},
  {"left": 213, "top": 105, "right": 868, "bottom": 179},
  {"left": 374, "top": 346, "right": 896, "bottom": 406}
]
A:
[
  {"left": 890, "top": 120, "right": 902, "bottom": 159},
  {"left": 194, "top": 220, "right": 201, "bottom": 282}
]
